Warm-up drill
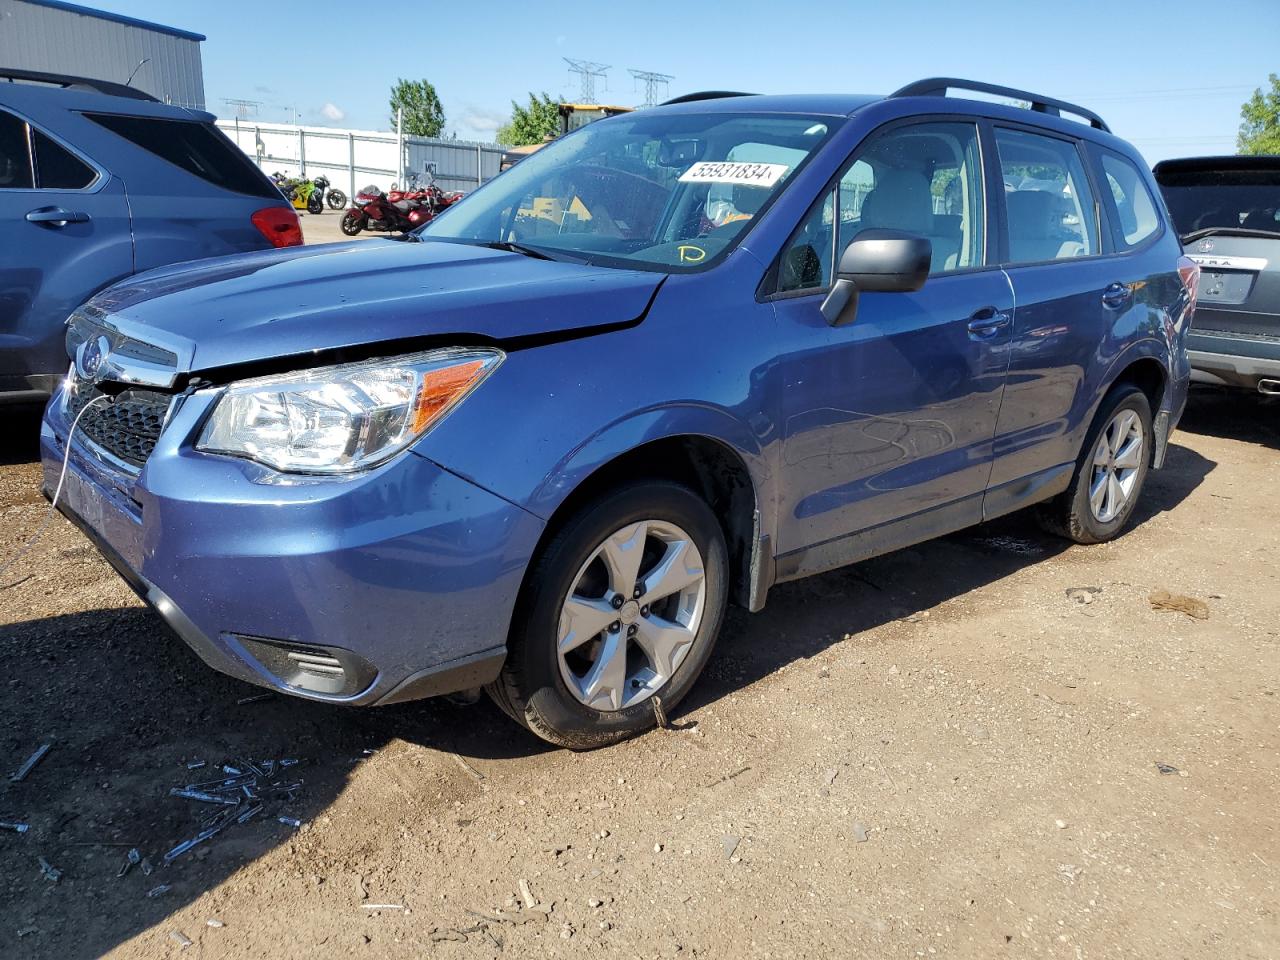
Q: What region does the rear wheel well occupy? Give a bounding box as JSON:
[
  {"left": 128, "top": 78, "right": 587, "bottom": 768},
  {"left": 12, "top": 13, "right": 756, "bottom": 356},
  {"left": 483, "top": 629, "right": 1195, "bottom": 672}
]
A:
[
  {"left": 1112, "top": 357, "right": 1165, "bottom": 413},
  {"left": 532, "top": 437, "right": 758, "bottom": 609}
]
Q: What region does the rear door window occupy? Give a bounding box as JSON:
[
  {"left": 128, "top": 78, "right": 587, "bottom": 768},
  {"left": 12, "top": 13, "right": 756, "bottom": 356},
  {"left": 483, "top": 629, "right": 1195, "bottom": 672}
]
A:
[
  {"left": 83, "top": 113, "right": 278, "bottom": 198},
  {"left": 0, "top": 109, "right": 34, "bottom": 189},
  {"left": 31, "top": 129, "right": 97, "bottom": 190},
  {"left": 995, "top": 127, "right": 1098, "bottom": 263},
  {"left": 1097, "top": 151, "right": 1160, "bottom": 249}
]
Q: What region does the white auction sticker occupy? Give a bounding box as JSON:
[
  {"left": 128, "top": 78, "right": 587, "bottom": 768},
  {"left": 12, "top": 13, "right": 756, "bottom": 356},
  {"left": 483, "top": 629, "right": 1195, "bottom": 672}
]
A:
[{"left": 678, "top": 161, "right": 790, "bottom": 188}]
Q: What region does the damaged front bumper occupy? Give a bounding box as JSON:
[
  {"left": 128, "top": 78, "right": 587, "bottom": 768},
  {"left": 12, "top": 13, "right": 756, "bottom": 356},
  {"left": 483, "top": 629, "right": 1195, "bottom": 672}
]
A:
[{"left": 40, "top": 386, "right": 543, "bottom": 706}]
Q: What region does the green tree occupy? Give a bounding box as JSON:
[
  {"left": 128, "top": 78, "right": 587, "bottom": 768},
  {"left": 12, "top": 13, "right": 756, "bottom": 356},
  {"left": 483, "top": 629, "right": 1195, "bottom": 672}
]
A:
[
  {"left": 389, "top": 78, "right": 445, "bottom": 138},
  {"left": 1237, "top": 74, "right": 1280, "bottom": 155},
  {"left": 496, "top": 92, "right": 560, "bottom": 146}
]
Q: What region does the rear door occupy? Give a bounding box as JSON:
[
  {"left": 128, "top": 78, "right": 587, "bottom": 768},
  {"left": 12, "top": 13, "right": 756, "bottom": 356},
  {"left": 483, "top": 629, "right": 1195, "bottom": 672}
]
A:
[
  {"left": 0, "top": 104, "right": 132, "bottom": 395},
  {"left": 1152, "top": 159, "right": 1280, "bottom": 343},
  {"left": 985, "top": 124, "right": 1118, "bottom": 499}
]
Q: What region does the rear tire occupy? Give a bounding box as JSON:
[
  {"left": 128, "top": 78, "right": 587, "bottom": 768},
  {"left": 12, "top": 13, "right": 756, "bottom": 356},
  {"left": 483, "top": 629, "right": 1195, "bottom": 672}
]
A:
[
  {"left": 1036, "top": 384, "right": 1152, "bottom": 544},
  {"left": 339, "top": 211, "right": 363, "bottom": 236},
  {"left": 488, "top": 482, "right": 728, "bottom": 750}
]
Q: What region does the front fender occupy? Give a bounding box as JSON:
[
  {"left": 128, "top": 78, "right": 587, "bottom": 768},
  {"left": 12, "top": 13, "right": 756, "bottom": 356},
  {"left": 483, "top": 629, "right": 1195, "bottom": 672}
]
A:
[{"left": 526, "top": 401, "right": 773, "bottom": 521}]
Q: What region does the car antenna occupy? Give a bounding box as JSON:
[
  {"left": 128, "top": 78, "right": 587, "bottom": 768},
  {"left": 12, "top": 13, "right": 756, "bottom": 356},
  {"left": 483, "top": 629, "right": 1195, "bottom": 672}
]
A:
[{"left": 125, "top": 58, "right": 151, "bottom": 89}]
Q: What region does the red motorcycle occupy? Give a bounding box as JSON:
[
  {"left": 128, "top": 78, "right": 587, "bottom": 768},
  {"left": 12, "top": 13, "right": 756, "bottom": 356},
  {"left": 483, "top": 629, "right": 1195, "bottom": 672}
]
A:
[{"left": 340, "top": 170, "right": 464, "bottom": 236}]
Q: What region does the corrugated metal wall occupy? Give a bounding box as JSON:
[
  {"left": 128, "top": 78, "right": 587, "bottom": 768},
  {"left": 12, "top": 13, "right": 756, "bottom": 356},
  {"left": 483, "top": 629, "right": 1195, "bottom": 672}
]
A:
[
  {"left": 0, "top": 0, "right": 205, "bottom": 108},
  {"left": 218, "top": 119, "right": 507, "bottom": 198}
]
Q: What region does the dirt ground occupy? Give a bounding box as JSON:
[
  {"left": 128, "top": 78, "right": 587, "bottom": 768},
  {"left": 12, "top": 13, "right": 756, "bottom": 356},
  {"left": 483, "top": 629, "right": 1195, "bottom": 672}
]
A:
[{"left": 1, "top": 387, "right": 1277, "bottom": 960}]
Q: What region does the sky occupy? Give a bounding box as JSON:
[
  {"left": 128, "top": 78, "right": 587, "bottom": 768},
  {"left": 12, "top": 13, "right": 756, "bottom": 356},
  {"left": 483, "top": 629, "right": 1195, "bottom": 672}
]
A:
[{"left": 87, "top": 0, "right": 1279, "bottom": 164}]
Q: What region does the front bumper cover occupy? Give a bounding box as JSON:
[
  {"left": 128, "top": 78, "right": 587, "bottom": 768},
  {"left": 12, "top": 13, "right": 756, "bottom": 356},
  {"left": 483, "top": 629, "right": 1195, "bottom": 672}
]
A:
[{"left": 41, "top": 389, "right": 542, "bottom": 706}]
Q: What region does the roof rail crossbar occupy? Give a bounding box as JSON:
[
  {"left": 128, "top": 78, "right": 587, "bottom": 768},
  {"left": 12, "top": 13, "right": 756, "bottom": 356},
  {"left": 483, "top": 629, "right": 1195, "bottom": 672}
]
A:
[
  {"left": 0, "top": 68, "right": 158, "bottom": 102},
  {"left": 661, "top": 91, "right": 756, "bottom": 106},
  {"left": 890, "top": 77, "right": 1109, "bottom": 133}
]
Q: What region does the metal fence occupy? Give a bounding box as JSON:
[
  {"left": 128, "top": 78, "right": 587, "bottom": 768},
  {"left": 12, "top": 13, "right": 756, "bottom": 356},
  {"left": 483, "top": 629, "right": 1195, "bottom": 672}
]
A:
[{"left": 216, "top": 119, "right": 507, "bottom": 199}]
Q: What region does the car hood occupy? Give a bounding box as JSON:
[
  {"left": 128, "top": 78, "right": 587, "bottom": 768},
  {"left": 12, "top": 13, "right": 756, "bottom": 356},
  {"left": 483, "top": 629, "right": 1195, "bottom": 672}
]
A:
[{"left": 85, "top": 239, "right": 665, "bottom": 374}]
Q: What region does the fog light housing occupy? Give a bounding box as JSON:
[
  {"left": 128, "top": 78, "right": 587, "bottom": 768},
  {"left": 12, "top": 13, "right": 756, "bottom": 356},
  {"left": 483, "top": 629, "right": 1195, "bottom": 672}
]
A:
[{"left": 231, "top": 635, "right": 376, "bottom": 697}]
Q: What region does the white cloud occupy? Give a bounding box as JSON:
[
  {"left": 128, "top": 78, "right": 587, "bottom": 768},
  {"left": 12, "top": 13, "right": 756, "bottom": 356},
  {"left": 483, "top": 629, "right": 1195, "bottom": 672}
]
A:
[
  {"left": 458, "top": 107, "right": 507, "bottom": 134},
  {"left": 320, "top": 102, "right": 346, "bottom": 122}
]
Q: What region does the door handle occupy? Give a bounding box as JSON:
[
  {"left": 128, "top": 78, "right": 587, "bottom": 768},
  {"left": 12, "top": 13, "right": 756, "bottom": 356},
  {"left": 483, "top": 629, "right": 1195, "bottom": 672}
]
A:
[
  {"left": 1102, "top": 282, "right": 1132, "bottom": 309},
  {"left": 25, "top": 207, "right": 90, "bottom": 226},
  {"left": 966, "top": 306, "right": 1011, "bottom": 338}
]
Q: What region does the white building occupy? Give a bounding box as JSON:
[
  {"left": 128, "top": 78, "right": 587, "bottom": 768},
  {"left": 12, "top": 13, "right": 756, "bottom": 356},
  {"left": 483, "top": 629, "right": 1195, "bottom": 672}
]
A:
[{"left": 0, "top": 0, "right": 205, "bottom": 108}]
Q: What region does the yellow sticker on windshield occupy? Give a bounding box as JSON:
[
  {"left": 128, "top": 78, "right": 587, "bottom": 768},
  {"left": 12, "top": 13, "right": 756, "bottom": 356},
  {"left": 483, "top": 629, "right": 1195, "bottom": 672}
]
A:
[
  {"left": 678, "top": 161, "right": 789, "bottom": 188},
  {"left": 678, "top": 245, "right": 706, "bottom": 263}
]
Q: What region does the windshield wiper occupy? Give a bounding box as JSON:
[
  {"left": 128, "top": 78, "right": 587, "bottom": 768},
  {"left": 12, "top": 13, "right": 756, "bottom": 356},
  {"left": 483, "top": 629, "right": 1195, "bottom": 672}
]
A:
[
  {"left": 476, "top": 240, "right": 587, "bottom": 264},
  {"left": 1181, "top": 226, "right": 1280, "bottom": 243}
]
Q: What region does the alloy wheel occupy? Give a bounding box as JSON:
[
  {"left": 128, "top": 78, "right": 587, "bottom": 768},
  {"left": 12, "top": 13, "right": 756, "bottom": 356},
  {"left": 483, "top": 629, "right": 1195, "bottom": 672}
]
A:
[
  {"left": 556, "top": 520, "right": 706, "bottom": 712},
  {"left": 1088, "top": 409, "right": 1144, "bottom": 523}
]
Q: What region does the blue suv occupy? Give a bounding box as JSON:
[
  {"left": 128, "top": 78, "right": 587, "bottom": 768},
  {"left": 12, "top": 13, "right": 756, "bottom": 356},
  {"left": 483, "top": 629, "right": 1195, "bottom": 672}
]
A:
[
  {"left": 40, "top": 79, "right": 1195, "bottom": 748},
  {"left": 1, "top": 70, "right": 301, "bottom": 403}
]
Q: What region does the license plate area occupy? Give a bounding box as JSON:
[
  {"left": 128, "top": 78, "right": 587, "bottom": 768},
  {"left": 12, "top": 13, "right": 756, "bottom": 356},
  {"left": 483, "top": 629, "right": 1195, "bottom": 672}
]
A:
[{"left": 1198, "top": 269, "right": 1257, "bottom": 305}]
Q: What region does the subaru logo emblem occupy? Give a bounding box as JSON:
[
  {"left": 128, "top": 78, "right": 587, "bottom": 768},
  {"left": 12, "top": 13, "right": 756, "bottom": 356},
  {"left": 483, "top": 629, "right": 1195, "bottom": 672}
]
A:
[
  {"left": 1197, "top": 238, "right": 1215, "bottom": 254},
  {"left": 75, "top": 334, "right": 111, "bottom": 382}
]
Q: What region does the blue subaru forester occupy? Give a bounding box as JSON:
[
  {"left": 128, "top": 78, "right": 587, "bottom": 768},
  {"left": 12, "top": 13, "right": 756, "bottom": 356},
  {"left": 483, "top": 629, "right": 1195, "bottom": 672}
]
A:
[{"left": 41, "top": 79, "right": 1196, "bottom": 748}]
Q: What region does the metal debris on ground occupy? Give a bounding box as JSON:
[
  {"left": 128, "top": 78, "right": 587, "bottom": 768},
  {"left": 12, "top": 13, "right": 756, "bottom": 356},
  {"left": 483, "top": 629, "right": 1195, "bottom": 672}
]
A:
[
  {"left": 362, "top": 903, "right": 405, "bottom": 910},
  {"left": 1, "top": 819, "right": 31, "bottom": 833},
  {"left": 207, "top": 919, "right": 224, "bottom": 928},
  {"left": 185, "top": 760, "right": 207, "bottom": 771},
  {"left": 518, "top": 878, "right": 537, "bottom": 909},
  {"left": 1148, "top": 590, "right": 1210, "bottom": 620},
  {"left": 235, "top": 693, "right": 275, "bottom": 705},
  {"left": 9, "top": 743, "right": 52, "bottom": 783},
  {"left": 38, "top": 857, "right": 61, "bottom": 882},
  {"left": 721, "top": 834, "right": 740, "bottom": 860},
  {"left": 169, "top": 930, "right": 192, "bottom": 948},
  {"left": 146, "top": 884, "right": 171, "bottom": 898},
  {"left": 162, "top": 757, "right": 306, "bottom": 864},
  {"left": 116, "top": 847, "right": 142, "bottom": 879},
  {"left": 1155, "top": 761, "right": 1179, "bottom": 775},
  {"left": 852, "top": 821, "right": 870, "bottom": 843},
  {"left": 1065, "top": 586, "right": 1103, "bottom": 605}
]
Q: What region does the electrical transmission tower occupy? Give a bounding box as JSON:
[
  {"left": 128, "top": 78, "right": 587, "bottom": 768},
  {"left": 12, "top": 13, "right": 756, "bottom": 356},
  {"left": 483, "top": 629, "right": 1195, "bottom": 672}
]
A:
[
  {"left": 222, "top": 98, "right": 261, "bottom": 118},
  {"left": 628, "top": 69, "right": 675, "bottom": 108},
  {"left": 563, "top": 58, "right": 610, "bottom": 104}
]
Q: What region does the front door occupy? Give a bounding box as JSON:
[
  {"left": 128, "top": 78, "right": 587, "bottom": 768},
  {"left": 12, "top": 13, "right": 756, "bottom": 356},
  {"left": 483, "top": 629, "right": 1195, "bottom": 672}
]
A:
[
  {"left": 768, "top": 120, "right": 1013, "bottom": 578},
  {"left": 0, "top": 106, "right": 132, "bottom": 395}
]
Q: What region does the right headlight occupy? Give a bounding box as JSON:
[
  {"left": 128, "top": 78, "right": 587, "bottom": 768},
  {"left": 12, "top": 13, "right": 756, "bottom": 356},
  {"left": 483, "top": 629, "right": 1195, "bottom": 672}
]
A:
[{"left": 197, "top": 347, "right": 502, "bottom": 474}]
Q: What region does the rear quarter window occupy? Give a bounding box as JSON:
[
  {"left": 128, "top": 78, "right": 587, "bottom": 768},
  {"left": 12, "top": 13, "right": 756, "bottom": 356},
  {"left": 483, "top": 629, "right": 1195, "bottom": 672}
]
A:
[
  {"left": 83, "top": 113, "right": 278, "bottom": 199},
  {"left": 1096, "top": 150, "right": 1161, "bottom": 250}
]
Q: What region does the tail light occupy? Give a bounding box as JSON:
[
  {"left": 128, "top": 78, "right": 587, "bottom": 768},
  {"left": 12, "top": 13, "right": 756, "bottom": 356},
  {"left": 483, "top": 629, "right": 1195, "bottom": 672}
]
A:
[{"left": 251, "top": 206, "right": 303, "bottom": 248}]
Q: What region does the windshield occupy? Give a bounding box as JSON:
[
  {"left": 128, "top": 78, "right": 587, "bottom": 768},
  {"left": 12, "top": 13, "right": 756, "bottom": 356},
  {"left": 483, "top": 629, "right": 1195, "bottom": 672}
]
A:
[
  {"left": 1154, "top": 167, "right": 1280, "bottom": 237},
  {"left": 419, "top": 112, "right": 839, "bottom": 271}
]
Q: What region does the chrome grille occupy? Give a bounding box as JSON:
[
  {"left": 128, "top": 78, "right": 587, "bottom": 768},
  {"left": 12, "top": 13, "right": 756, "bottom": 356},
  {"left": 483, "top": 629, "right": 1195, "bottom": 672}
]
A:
[{"left": 67, "top": 381, "right": 173, "bottom": 469}]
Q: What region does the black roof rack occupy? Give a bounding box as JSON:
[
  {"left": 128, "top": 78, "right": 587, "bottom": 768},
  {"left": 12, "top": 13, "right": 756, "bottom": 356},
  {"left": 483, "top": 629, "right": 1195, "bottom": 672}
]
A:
[
  {"left": 890, "top": 77, "right": 1109, "bottom": 133},
  {"left": 661, "top": 91, "right": 756, "bottom": 106},
  {"left": 0, "top": 68, "right": 158, "bottom": 102}
]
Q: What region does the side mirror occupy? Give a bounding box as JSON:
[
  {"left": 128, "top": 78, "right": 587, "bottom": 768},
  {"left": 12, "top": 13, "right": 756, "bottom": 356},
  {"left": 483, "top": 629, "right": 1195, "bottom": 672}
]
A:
[{"left": 820, "top": 229, "right": 932, "bottom": 327}]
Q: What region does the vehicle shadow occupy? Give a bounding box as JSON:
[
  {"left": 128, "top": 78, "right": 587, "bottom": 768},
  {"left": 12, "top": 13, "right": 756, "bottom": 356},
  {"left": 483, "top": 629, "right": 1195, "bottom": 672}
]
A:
[
  {"left": 0, "top": 438, "right": 1214, "bottom": 959},
  {"left": 684, "top": 437, "right": 1215, "bottom": 715},
  {"left": 0, "top": 602, "right": 552, "bottom": 960},
  {"left": 1177, "top": 384, "right": 1280, "bottom": 449},
  {"left": 0, "top": 405, "right": 44, "bottom": 467}
]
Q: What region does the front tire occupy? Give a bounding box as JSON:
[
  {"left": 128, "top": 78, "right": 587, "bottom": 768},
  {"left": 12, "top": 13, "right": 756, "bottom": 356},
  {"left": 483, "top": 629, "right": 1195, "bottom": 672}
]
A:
[
  {"left": 339, "top": 211, "right": 363, "bottom": 236},
  {"left": 307, "top": 194, "right": 324, "bottom": 214},
  {"left": 327, "top": 190, "right": 347, "bottom": 210},
  {"left": 489, "top": 482, "right": 729, "bottom": 749},
  {"left": 1037, "top": 383, "right": 1152, "bottom": 544}
]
